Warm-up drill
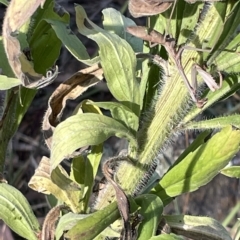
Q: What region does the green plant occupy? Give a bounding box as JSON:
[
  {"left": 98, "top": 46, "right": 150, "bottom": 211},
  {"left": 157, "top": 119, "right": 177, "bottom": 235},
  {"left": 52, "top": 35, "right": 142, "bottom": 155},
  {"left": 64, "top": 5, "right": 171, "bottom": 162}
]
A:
[{"left": 0, "top": 0, "right": 240, "bottom": 239}]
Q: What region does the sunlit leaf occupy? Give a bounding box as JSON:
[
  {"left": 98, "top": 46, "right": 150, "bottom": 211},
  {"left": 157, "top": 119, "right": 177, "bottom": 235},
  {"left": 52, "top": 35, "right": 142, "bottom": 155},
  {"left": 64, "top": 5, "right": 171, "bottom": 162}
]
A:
[
  {"left": 89, "top": 101, "right": 139, "bottom": 132},
  {"left": 221, "top": 166, "right": 240, "bottom": 178},
  {"left": 0, "top": 183, "right": 40, "bottom": 240},
  {"left": 135, "top": 194, "right": 163, "bottom": 240},
  {"left": 65, "top": 202, "right": 119, "bottom": 240},
  {"left": 75, "top": 5, "right": 140, "bottom": 116},
  {"left": 183, "top": 114, "right": 240, "bottom": 130},
  {"left": 55, "top": 212, "right": 85, "bottom": 240},
  {"left": 51, "top": 113, "right": 137, "bottom": 170},
  {"left": 153, "top": 126, "right": 240, "bottom": 203},
  {"left": 164, "top": 215, "right": 232, "bottom": 240},
  {"left": 0, "top": 75, "right": 21, "bottom": 90}
]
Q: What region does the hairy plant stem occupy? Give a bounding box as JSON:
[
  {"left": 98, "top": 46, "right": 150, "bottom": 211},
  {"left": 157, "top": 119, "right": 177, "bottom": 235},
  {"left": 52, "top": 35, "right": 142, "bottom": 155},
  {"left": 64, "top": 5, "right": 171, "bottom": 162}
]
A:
[
  {"left": 95, "top": 55, "right": 197, "bottom": 211},
  {"left": 94, "top": 3, "right": 221, "bottom": 211}
]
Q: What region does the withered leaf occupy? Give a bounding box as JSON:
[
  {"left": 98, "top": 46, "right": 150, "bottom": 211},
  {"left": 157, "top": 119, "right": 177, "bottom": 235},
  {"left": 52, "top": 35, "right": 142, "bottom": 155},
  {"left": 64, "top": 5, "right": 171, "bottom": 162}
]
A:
[
  {"left": 41, "top": 205, "right": 69, "bottom": 240},
  {"left": 42, "top": 64, "right": 103, "bottom": 149},
  {"left": 102, "top": 156, "right": 132, "bottom": 240},
  {"left": 128, "top": 0, "right": 172, "bottom": 18},
  {"left": 2, "top": 0, "right": 58, "bottom": 88},
  {"left": 28, "top": 156, "right": 81, "bottom": 213}
]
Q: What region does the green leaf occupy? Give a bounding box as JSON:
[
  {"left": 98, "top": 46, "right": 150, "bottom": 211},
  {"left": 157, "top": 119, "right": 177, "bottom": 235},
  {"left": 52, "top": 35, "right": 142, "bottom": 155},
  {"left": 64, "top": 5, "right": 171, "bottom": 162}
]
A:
[
  {"left": 153, "top": 126, "right": 240, "bottom": 203},
  {"left": 135, "top": 194, "right": 163, "bottom": 240},
  {"left": 0, "top": 0, "right": 8, "bottom": 6},
  {"left": 207, "top": 1, "right": 240, "bottom": 67},
  {"left": 154, "top": 1, "right": 204, "bottom": 46},
  {"left": 168, "top": 131, "right": 212, "bottom": 172},
  {"left": 183, "top": 115, "right": 240, "bottom": 130},
  {"left": 65, "top": 202, "right": 120, "bottom": 240},
  {"left": 0, "top": 88, "right": 36, "bottom": 173},
  {"left": 102, "top": 8, "right": 143, "bottom": 53},
  {"left": 75, "top": 5, "right": 140, "bottom": 116},
  {"left": 0, "top": 38, "right": 15, "bottom": 78},
  {"left": 0, "top": 183, "right": 40, "bottom": 240},
  {"left": 82, "top": 144, "right": 103, "bottom": 212},
  {"left": 183, "top": 74, "right": 240, "bottom": 123},
  {"left": 28, "top": 0, "right": 70, "bottom": 74},
  {"left": 51, "top": 165, "right": 81, "bottom": 191},
  {"left": 221, "top": 166, "right": 240, "bottom": 178},
  {"left": 89, "top": 101, "right": 139, "bottom": 132},
  {"left": 164, "top": 215, "right": 232, "bottom": 240},
  {"left": 70, "top": 101, "right": 103, "bottom": 211},
  {"left": 51, "top": 113, "right": 137, "bottom": 170},
  {"left": 29, "top": 20, "right": 62, "bottom": 74},
  {"left": 45, "top": 19, "right": 95, "bottom": 65},
  {"left": 55, "top": 212, "right": 85, "bottom": 240},
  {"left": 200, "top": 1, "right": 226, "bottom": 54},
  {"left": 0, "top": 75, "right": 21, "bottom": 90}
]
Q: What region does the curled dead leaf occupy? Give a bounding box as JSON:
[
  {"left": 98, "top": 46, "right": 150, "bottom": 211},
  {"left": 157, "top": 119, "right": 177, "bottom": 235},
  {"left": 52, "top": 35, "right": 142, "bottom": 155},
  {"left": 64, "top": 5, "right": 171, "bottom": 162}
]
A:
[
  {"left": 128, "top": 0, "right": 172, "bottom": 18},
  {"left": 42, "top": 64, "right": 103, "bottom": 149},
  {"left": 102, "top": 156, "right": 132, "bottom": 239},
  {"left": 2, "top": 0, "right": 58, "bottom": 88},
  {"left": 28, "top": 156, "right": 81, "bottom": 212}
]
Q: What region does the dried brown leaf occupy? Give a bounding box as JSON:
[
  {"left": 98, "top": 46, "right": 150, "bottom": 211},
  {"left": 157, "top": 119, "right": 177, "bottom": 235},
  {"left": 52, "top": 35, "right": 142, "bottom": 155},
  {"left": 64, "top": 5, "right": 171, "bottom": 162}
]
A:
[
  {"left": 2, "top": 0, "right": 58, "bottom": 88},
  {"left": 40, "top": 205, "right": 69, "bottom": 240},
  {"left": 28, "top": 157, "right": 81, "bottom": 212},
  {"left": 128, "top": 0, "right": 172, "bottom": 18},
  {"left": 102, "top": 156, "right": 132, "bottom": 240},
  {"left": 42, "top": 64, "right": 103, "bottom": 149}
]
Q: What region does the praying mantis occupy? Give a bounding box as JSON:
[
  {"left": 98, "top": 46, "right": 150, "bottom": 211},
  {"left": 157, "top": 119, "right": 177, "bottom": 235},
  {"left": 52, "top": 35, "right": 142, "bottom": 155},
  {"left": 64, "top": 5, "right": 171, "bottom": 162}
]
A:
[{"left": 126, "top": 26, "right": 222, "bottom": 108}]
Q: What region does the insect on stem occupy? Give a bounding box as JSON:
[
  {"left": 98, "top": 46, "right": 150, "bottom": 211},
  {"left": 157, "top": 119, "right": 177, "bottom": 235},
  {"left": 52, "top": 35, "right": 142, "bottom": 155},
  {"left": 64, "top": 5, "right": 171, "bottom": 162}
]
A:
[{"left": 127, "top": 26, "right": 209, "bottom": 107}]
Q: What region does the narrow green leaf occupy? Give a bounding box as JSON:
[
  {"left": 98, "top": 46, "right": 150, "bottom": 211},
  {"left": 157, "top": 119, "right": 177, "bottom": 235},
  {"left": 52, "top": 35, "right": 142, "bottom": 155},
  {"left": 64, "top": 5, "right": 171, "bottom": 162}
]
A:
[
  {"left": 183, "top": 74, "right": 240, "bottom": 123},
  {"left": 201, "top": 1, "right": 226, "bottom": 53},
  {"left": 0, "top": 38, "right": 15, "bottom": 78},
  {"left": 153, "top": 126, "right": 240, "bottom": 203},
  {"left": 45, "top": 19, "right": 96, "bottom": 65},
  {"left": 75, "top": 5, "right": 140, "bottom": 116},
  {"left": 167, "top": 1, "right": 203, "bottom": 46},
  {"left": 89, "top": 101, "right": 139, "bottom": 132},
  {"left": 0, "top": 0, "right": 8, "bottom": 6},
  {"left": 0, "top": 183, "right": 40, "bottom": 240},
  {"left": 183, "top": 115, "right": 240, "bottom": 131},
  {"left": 170, "top": 131, "right": 211, "bottom": 169},
  {"left": 65, "top": 202, "right": 119, "bottom": 240},
  {"left": 221, "top": 166, "right": 240, "bottom": 178},
  {"left": 71, "top": 156, "right": 85, "bottom": 185},
  {"left": 135, "top": 194, "right": 163, "bottom": 240},
  {"left": 0, "top": 88, "right": 36, "bottom": 173},
  {"left": 51, "top": 165, "right": 81, "bottom": 191},
  {"left": 207, "top": 0, "right": 240, "bottom": 66},
  {"left": 0, "top": 75, "right": 21, "bottom": 89},
  {"left": 51, "top": 113, "right": 137, "bottom": 170},
  {"left": 164, "top": 215, "right": 232, "bottom": 240},
  {"left": 83, "top": 144, "right": 103, "bottom": 212}
]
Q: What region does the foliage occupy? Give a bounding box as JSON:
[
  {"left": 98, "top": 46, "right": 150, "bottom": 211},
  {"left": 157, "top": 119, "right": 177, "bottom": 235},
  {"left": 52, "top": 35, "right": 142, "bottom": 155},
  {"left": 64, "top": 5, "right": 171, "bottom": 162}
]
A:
[{"left": 0, "top": 0, "right": 240, "bottom": 239}]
